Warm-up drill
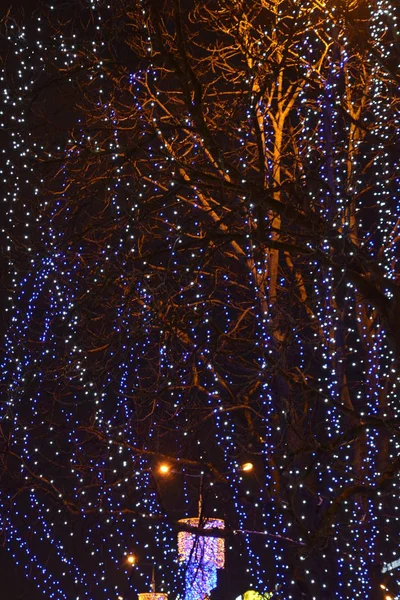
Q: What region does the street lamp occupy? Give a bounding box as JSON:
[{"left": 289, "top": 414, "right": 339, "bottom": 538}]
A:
[
  {"left": 158, "top": 463, "right": 171, "bottom": 475},
  {"left": 124, "top": 556, "right": 168, "bottom": 600},
  {"left": 241, "top": 462, "right": 254, "bottom": 472},
  {"left": 137, "top": 563, "right": 168, "bottom": 600},
  {"left": 157, "top": 461, "right": 254, "bottom": 600}
]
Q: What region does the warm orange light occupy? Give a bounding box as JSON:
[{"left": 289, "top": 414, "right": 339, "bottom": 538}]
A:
[
  {"left": 385, "top": 596, "right": 393, "bottom": 600},
  {"left": 138, "top": 595, "right": 168, "bottom": 600},
  {"left": 158, "top": 463, "right": 171, "bottom": 475},
  {"left": 241, "top": 462, "right": 254, "bottom": 472},
  {"left": 127, "top": 554, "right": 136, "bottom": 565}
]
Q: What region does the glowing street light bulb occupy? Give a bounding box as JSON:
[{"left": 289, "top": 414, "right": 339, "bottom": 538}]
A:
[
  {"left": 241, "top": 462, "right": 253, "bottom": 472},
  {"left": 127, "top": 555, "right": 136, "bottom": 565},
  {"left": 158, "top": 463, "right": 171, "bottom": 475}
]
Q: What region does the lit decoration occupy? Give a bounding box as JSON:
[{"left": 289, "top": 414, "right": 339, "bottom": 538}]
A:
[
  {"left": 178, "top": 518, "right": 225, "bottom": 568},
  {"left": 239, "top": 591, "right": 273, "bottom": 600},
  {"left": 0, "top": 0, "right": 399, "bottom": 599},
  {"left": 178, "top": 518, "right": 225, "bottom": 600},
  {"left": 138, "top": 594, "right": 168, "bottom": 600}
]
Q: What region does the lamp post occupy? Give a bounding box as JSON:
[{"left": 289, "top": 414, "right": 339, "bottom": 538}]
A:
[
  {"left": 122, "top": 556, "right": 167, "bottom": 600},
  {"left": 137, "top": 565, "right": 168, "bottom": 600},
  {"left": 156, "top": 461, "right": 254, "bottom": 600}
]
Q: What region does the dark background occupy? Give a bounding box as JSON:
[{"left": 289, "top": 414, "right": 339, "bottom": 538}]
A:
[{"left": 0, "top": 551, "right": 42, "bottom": 599}]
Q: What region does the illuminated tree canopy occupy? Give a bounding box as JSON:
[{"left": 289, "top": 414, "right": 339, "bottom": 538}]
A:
[{"left": 1, "top": 0, "right": 399, "bottom": 598}]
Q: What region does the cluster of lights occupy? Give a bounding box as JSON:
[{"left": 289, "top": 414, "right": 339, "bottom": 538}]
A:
[
  {"left": 138, "top": 594, "right": 168, "bottom": 600},
  {"left": 177, "top": 518, "right": 225, "bottom": 600},
  {"left": 0, "top": 0, "right": 399, "bottom": 599}
]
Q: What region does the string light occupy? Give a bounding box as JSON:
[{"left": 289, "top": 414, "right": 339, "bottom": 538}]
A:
[
  {"left": 178, "top": 518, "right": 225, "bottom": 600},
  {"left": 0, "top": 0, "right": 398, "bottom": 599}
]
